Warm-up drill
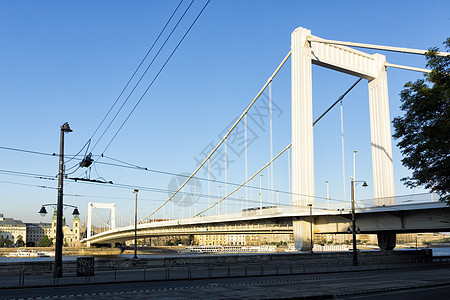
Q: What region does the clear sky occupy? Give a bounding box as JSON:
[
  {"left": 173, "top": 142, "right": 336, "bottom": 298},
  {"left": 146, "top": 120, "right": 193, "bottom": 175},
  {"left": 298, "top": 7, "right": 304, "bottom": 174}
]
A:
[{"left": 0, "top": 0, "right": 448, "bottom": 224}]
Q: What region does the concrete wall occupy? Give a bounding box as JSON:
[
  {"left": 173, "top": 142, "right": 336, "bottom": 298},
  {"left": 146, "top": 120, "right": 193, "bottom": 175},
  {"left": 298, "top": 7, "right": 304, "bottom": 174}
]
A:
[{"left": 0, "top": 250, "right": 433, "bottom": 276}]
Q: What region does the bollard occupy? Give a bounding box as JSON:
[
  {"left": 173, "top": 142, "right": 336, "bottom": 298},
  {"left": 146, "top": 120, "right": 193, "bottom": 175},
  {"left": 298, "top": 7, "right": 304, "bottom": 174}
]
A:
[
  {"left": 244, "top": 264, "right": 248, "bottom": 276},
  {"left": 21, "top": 268, "right": 27, "bottom": 286},
  {"left": 54, "top": 267, "right": 63, "bottom": 284},
  {"left": 227, "top": 265, "right": 230, "bottom": 277},
  {"left": 166, "top": 267, "right": 170, "bottom": 280},
  {"left": 143, "top": 268, "right": 146, "bottom": 280},
  {"left": 188, "top": 266, "right": 191, "bottom": 279},
  {"left": 18, "top": 269, "right": 22, "bottom": 286}
]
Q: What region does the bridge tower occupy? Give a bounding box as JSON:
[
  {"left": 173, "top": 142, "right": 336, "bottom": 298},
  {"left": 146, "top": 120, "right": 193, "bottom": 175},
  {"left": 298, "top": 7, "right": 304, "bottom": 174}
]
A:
[
  {"left": 86, "top": 202, "right": 116, "bottom": 247},
  {"left": 291, "top": 27, "right": 396, "bottom": 251}
]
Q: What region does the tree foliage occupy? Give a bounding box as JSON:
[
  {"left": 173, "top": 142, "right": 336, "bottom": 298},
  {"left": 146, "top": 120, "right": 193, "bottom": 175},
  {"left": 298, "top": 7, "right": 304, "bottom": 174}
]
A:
[
  {"left": 39, "top": 235, "right": 53, "bottom": 247},
  {"left": 392, "top": 38, "right": 450, "bottom": 203},
  {"left": 0, "top": 237, "right": 13, "bottom": 247},
  {"left": 16, "top": 235, "right": 25, "bottom": 247}
]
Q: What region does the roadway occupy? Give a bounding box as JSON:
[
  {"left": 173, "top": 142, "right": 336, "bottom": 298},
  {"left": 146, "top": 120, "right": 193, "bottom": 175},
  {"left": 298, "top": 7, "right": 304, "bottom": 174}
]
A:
[{"left": 1, "top": 264, "right": 450, "bottom": 299}]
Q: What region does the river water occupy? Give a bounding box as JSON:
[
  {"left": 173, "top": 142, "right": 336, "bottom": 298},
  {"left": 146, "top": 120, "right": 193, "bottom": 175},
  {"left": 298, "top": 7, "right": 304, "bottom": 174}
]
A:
[{"left": 1, "top": 247, "right": 449, "bottom": 263}]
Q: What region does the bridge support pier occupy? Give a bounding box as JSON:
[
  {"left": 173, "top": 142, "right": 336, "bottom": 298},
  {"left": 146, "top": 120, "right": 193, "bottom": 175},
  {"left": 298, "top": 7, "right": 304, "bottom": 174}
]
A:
[
  {"left": 293, "top": 218, "right": 313, "bottom": 252},
  {"left": 188, "top": 235, "right": 195, "bottom": 246},
  {"left": 377, "top": 232, "right": 396, "bottom": 250}
]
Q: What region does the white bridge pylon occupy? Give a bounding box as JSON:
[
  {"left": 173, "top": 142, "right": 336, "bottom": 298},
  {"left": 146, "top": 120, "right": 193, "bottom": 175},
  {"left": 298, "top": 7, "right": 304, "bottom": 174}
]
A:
[
  {"left": 86, "top": 202, "right": 116, "bottom": 247},
  {"left": 292, "top": 27, "right": 395, "bottom": 251}
]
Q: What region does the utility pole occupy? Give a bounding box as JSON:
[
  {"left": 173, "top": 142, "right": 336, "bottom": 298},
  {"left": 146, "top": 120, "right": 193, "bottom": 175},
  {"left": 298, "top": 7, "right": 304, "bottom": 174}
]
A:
[
  {"left": 55, "top": 122, "right": 72, "bottom": 278},
  {"left": 350, "top": 176, "right": 368, "bottom": 266},
  {"left": 353, "top": 150, "right": 358, "bottom": 208},
  {"left": 308, "top": 204, "right": 313, "bottom": 253},
  {"left": 133, "top": 189, "right": 139, "bottom": 259},
  {"left": 350, "top": 177, "right": 357, "bottom": 266},
  {"left": 259, "top": 174, "right": 263, "bottom": 212}
]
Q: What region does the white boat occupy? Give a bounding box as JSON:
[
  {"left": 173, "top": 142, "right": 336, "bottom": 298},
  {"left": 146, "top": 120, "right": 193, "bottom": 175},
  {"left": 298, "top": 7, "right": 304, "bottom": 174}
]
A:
[
  {"left": 285, "top": 245, "right": 297, "bottom": 252},
  {"left": 285, "top": 244, "right": 350, "bottom": 252},
  {"left": 179, "top": 245, "right": 277, "bottom": 254},
  {"left": 313, "top": 244, "right": 349, "bottom": 252},
  {"left": 6, "top": 248, "right": 50, "bottom": 257}
]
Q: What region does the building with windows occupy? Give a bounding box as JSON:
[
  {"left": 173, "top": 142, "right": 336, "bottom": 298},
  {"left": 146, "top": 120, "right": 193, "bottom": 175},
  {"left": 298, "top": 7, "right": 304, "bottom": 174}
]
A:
[
  {"left": 25, "top": 223, "right": 52, "bottom": 246},
  {"left": 0, "top": 213, "right": 27, "bottom": 244},
  {"left": 50, "top": 210, "right": 80, "bottom": 247}
]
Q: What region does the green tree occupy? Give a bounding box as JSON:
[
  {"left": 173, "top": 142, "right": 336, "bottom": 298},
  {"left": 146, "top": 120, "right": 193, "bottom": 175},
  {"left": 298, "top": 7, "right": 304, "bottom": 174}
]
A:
[
  {"left": 0, "top": 237, "right": 13, "bottom": 247},
  {"left": 392, "top": 38, "right": 450, "bottom": 203},
  {"left": 16, "top": 235, "right": 25, "bottom": 247},
  {"left": 40, "top": 235, "right": 53, "bottom": 247}
]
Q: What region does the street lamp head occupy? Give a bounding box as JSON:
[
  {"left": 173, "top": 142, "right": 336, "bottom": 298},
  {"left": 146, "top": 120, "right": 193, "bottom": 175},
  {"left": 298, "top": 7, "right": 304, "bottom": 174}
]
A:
[
  {"left": 307, "top": 204, "right": 312, "bottom": 207},
  {"left": 39, "top": 206, "right": 47, "bottom": 217},
  {"left": 61, "top": 122, "right": 72, "bottom": 132},
  {"left": 72, "top": 207, "right": 80, "bottom": 217},
  {"left": 133, "top": 189, "right": 139, "bottom": 194},
  {"left": 362, "top": 181, "right": 368, "bottom": 187}
]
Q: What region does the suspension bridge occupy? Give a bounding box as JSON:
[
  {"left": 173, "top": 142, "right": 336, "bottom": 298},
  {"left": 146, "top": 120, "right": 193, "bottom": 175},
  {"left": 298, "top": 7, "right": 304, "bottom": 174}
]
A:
[{"left": 82, "top": 27, "right": 450, "bottom": 251}]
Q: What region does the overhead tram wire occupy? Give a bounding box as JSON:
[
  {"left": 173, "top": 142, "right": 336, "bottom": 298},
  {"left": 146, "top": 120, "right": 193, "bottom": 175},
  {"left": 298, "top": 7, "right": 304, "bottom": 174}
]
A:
[
  {"left": 0, "top": 145, "right": 57, "bottom": 157},
  {"left": 76, "top": 0, "right": 205, "bottom": 182},
  {"left": 0, "top": 78, "right": 361, "bottom": 210},
  {"left": 97, "top": 0, "right": 211, "bottom": 158},
  {"left": 0, "top": 145, "right": 346, "bottom": 202},
  {"left": 0, "top": 180, "right": 57, "bottom": 190},
  {"left": 65, "top": 1, "right": 184, "bottom": 168},
  {"left": 0, "top": 169, "right": 56, "bottom": 181},
  {"left": 89, "top": 0, "right": 194, "bottom": 155}
]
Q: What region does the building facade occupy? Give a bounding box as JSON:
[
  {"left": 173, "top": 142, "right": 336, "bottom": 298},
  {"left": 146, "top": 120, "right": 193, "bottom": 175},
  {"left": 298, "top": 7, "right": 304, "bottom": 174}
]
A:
[
  {"left": 0, "top": 213, "right": 27, "bottom": 244},
  {"left": 25, "top": 223, "right": 52, "bottom": 246},
  {"left": 50, "top": 210, "right": 81, "bottom": 247}
]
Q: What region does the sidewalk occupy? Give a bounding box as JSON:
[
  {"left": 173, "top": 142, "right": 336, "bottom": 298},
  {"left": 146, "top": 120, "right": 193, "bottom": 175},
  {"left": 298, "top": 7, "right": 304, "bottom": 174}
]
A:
[{"left": 1, "top": 260, "right": 448, "bottom": 290}]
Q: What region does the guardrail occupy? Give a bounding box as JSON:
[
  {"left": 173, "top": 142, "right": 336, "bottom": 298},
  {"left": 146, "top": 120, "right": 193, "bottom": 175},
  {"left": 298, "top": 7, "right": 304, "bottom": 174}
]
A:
[{"left": 0, "top": 255, "right": 447, "bottom": 289}]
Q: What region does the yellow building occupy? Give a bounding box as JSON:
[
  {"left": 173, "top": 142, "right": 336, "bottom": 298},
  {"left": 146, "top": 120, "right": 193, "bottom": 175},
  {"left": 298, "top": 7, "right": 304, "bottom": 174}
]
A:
[
  {"left": 50, "top": 210, "right": 80, "bottom": 247},
  {"left": 0, "top": 213, "right": 26, "bottom": 244}
]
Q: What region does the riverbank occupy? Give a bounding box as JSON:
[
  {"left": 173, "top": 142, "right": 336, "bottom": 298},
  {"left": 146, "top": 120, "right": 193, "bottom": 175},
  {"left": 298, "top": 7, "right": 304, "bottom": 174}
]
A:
[{"left": 0, "top": 246, "right": 184, "bottom": 257}]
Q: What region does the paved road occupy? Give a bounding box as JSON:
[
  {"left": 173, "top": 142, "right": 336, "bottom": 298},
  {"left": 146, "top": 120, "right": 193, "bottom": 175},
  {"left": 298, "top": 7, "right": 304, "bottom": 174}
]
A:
[
  {"left": 345, "top": 285, "right": 450, "bottom": 300},
  {"left": 1, "top": 265, "right": 450, "bottom": 299}
]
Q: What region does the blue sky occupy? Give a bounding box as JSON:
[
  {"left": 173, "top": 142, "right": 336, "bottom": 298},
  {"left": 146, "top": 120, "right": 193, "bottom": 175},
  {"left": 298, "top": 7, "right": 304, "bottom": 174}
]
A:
[{"left": 0, "top": 0, "right": 448, "bottom": 224}]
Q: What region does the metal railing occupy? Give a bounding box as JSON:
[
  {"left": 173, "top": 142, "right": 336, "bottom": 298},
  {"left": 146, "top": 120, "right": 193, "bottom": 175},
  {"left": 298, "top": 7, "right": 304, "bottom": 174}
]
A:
[{"left": 0, "top": 255, "right": 447, "bottom": 288}]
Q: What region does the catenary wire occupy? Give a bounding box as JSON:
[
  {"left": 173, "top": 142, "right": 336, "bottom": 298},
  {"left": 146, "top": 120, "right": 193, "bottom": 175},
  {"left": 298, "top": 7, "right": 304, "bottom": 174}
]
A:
[
  {"left": 90, "top": 0, "right": 193, "bottom": 154},
  {"left": 98, "top": 0, "right": 211, "bottom": 157}
]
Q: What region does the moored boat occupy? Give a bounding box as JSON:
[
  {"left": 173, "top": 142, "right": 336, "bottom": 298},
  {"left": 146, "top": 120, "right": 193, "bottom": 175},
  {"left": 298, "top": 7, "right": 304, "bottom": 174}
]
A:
[
  {"left": 178, "top": 245, "right": 277, "bottom": 254},
  {"left": 6, "top": 248, "right": 51, "bottom": 257}
]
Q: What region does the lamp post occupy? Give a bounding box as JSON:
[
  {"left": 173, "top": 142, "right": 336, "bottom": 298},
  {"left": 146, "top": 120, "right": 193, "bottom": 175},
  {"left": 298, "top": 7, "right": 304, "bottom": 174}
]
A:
[
  {"left": 307, "top": 204, "right": 313, "bottom": 253},
  {"left": 326, "top": 181, "right": 330, "bottom": 210},
  {"left": 133, "top": 189, "right": 139, "bottom": 259},
  {"left": 350, "top": 176, "right": 368, "bottom": 266},
  {"left": 259, "top": 174, "right": 263, "bottom": 212},
  {"left": 39, "top": 204, "right": 79, "bottom": 218},
  {"left": 54, "top": 122, "right": 72, "bottom": 278},
  {"left": 39, "top": 204, "right": 79, "bottom": 273}
]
